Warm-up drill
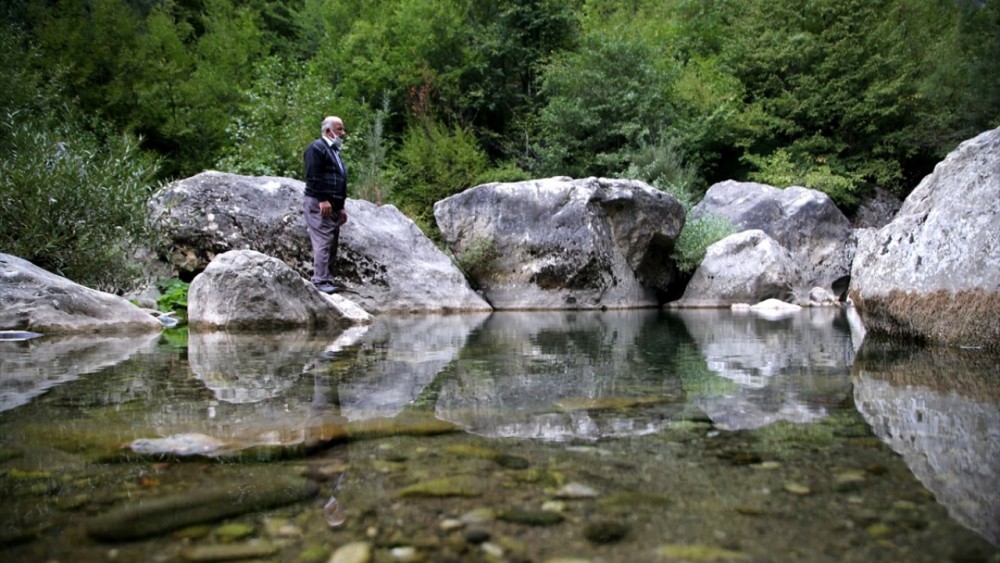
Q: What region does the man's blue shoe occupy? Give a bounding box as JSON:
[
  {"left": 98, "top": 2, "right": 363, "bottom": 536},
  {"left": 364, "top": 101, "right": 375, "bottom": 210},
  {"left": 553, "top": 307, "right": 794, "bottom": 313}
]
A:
[{"left": 314, "top": 283, "right": 339, "bottom": 294}]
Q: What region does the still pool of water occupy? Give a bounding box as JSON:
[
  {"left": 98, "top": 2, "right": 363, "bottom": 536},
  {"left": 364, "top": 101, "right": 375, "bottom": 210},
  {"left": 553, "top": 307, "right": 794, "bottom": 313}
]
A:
[{"left": 1, "top": 308, "right": 997, "bottom": 562}]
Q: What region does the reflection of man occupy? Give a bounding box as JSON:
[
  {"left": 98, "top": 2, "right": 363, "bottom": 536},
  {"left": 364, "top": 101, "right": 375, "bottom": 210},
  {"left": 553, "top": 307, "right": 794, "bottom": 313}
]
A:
[
  {"left": 303, "top": 116, "right": 349, "bottom": 294},
  {"left": 306, "top": 369, "right": 349, "bottom": 528}
]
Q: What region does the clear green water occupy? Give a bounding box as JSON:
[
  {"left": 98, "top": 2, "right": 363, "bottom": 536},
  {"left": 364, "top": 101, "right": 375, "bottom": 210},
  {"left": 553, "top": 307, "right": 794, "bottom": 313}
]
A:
[{"left": 1, "top": 309, "right": 997, "bottom": 562}]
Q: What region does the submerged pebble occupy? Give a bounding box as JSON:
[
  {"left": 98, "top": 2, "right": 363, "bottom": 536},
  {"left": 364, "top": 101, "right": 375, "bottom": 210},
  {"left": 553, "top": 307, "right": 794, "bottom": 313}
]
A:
[
  {"left": 498, "top": 509, "right": 565, "bottom": 526},
  {"left": 554, "top": 482, "right": 598, "bottom": 499},
  {"left": 783, "top": 483, "right": 811, "bottom": 496},
  {"left": 180, "top": 541, "right": 279, "bottom": 561},
  {"left": 329, "top": 541, "right": 371, "bottom": 563}
]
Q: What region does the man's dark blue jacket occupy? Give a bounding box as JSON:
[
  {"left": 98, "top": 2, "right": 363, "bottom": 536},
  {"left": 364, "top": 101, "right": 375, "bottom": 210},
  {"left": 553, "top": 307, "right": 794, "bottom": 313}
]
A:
[{"left": 303, "top": 139, "right": 347, "bottom": 209}]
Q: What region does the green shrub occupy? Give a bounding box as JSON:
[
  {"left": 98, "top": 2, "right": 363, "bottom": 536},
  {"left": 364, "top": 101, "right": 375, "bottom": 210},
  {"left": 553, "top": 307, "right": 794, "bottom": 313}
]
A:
[
  {"left": 391, "top": 119, "right": 487, "bottom": 229},
  {"left": 352, "top": 94, "right": 394, "bottom": 205},
  {"left": 744, "top": 148, "right": 861, "bottom": 208},
  {"left": 155, "top": 278, "right": 189, "bottom": 324},
  {"left": 622, "top": 135, "right": 702, "bottom": 206},
  {"left": 0, "top": 112, "right": 159, "bottom": 292},
  {"left": 474, "top": 161, "right": 532, "bottom": 185},
  {"left": 454, "top": 237, "right": 500, "bottom": 288},
  {"left": 672, "top": 212, "right": 738, "bottom": 274}
]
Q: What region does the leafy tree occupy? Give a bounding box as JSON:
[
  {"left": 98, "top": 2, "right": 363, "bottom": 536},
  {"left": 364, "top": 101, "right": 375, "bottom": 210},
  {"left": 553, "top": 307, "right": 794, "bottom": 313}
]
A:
[
  {"left": 719, "top": 0, "right": 935, "bottom": 203},
  {"left": 918, "top": 0, "right": 1000, "bottom": 154},
  {"left": 461, "top": 0, "right": 579, "bottom": 160},
  {"left": 391, "top": 119, "right": 487, "bottom": 231},
  {"left": 535, "top": 31, "right": 674, "bottom": 178}
]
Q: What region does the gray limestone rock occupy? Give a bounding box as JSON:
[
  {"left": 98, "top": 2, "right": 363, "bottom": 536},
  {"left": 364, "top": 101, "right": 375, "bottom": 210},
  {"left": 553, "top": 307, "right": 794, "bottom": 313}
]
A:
[
  {"left": 434, "top": 177, "right": 685, "bottom": 310},
  {"left": 0, "top": 253, "right": 163, "bottom": 334},
  {"left": 675, "top": 230, "right": 801, "bottom": 307},
  {"left": 187, "top": 249, "right": 373, "bottom": 329},
  {"left": 849, "top": 127, "right": 1000, "bottom": 349},
  {"left": 691, "top": 181, "right": 855, "bottom": 294}
]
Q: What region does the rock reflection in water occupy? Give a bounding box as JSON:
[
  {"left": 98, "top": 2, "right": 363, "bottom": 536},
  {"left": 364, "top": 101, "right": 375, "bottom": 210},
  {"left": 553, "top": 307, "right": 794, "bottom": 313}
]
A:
[
  {"left": 189, "top": 329, "right": 334, "bottom": 404},
  {"left": 853, "top": 342, "right": 1000, "bottom": 547},
  {"left": 435, "top": 309, "right": 857, "bottom": 440},
  {"left": 132, "top": 314, "right": 489, "bottom": 455},
  {"left": 672, "top": 307, "right": 856, "bottom": 430},
  {"left": 435, "top": 310, "right": 689, "bottom": 440},
  {"left": 331, "top": 313, "right": 491, "bottom": 421},
  {"left": 0, "top": 332, "right": 160, "bottom": 412}
]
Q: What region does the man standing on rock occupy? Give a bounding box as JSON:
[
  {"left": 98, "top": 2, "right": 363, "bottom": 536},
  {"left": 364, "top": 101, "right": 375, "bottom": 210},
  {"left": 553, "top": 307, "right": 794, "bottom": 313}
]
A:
[{"left": 303, "top": 116, "right": 349, "bottom": 294}]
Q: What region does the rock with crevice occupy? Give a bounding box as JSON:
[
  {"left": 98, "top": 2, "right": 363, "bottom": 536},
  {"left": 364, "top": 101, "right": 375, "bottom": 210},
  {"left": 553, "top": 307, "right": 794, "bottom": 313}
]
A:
[
  {"left": 434, "top": 177, "right": 685, "bottom": 310},
  {"left": 674, "top": 230, "right": 801, "bottom": 307},
  {"left": 691, "top": 181, "right": 855, "bottom": 295}
]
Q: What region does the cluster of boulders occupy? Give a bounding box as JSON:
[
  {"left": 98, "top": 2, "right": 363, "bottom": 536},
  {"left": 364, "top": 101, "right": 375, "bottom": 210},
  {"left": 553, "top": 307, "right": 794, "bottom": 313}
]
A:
[{"left": 2, "top": 127, "right": 997, "bottom": 349}]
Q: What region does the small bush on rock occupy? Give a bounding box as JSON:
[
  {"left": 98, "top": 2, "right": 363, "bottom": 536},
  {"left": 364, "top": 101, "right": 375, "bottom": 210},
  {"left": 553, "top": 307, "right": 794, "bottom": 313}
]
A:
[{"left": 672, "top": 212, "right": 738, "bottom": 274}]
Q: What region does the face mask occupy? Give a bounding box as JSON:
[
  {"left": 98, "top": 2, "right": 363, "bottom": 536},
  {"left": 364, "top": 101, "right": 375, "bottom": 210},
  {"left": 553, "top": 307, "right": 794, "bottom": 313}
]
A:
[{"left": 331, "top": 136, "right": 344, "bottom": 149}]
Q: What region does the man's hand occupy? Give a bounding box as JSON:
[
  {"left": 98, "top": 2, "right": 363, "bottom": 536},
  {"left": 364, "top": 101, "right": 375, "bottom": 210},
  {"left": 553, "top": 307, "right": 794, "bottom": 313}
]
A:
[
  {"left": 319, "top": 200, "right": 332, "bottom": 218},
  {"left": 339, "top": 209, "right": 348, "bottom": 225}
]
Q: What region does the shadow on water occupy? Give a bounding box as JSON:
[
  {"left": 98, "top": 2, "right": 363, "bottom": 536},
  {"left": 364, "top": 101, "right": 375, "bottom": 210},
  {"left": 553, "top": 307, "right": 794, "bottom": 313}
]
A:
[{"left": 1, "top": 309, "right": 997, "bottom": 561}]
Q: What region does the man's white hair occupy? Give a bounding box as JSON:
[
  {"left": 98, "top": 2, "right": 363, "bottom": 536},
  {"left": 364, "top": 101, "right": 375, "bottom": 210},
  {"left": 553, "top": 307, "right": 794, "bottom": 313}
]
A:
[{"left": 321, "top": 116, "right": 343, "bottom": 135}]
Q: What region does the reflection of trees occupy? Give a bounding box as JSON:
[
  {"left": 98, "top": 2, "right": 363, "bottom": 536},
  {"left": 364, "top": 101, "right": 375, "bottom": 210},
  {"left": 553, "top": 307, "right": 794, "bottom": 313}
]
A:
[{"left": 853, "top": 342, "right": 1000, "bottom": 547}]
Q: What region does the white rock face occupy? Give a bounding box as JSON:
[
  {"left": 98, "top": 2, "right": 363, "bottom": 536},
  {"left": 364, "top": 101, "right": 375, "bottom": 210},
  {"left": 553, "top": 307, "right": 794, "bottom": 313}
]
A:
[
  {"left": 434, "top": 177, "right": 686, "bottom": 310},
  {"left": 187, "top": 249, "right": 373, "bottom": 329},
  {"left": 691, "top": 181, "right": 855, "bottom": 294},
  {"left": 849, "top": 127, "right": 1000, "bottom": 348},
  {"left": 675, "top": 230, "right": 801, "bottom": 307},
  {"left": 0, "top": 253, "right": 163, "bottom": 334}
]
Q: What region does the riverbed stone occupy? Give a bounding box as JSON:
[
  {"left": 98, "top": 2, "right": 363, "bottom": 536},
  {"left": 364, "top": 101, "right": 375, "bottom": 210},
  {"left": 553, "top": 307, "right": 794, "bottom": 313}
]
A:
[
  {"left": 396, "top": 476, "right": 485, "bottom": 498},
  {"left": 149, "top": 171, "right": 490, "bottom": 314},
  {"left": 582, "top": 519, "right": 629, "bottom": 544},
  {"left": 498, "top": 509, "right": 565, "bottom": 526},
  {"left": 554, "top": 482, "right": 598, "bottom": 499},
  {"left": 328, "top": 541, "right": 372, "bottom": 563},
  {"left": 180, "top": 541, "right": 280, "bottom": 561},
  {"left": 434, "top": 176, "right": 685, "bottom": 309},
  {"left": 214, "top": 522, "right": 255, "bottom": 542},
  {"left": 849, "top": 127, "right": 1000, "bottom": 349},
  {"left": 0, "top": 253, "right": 163, "bottom": 334},
  {"left": 85, "top": 475, "right": 313, "bottom": 541},
  {"left": 656, "top": 544, "right": 750, "bottom": 561}
]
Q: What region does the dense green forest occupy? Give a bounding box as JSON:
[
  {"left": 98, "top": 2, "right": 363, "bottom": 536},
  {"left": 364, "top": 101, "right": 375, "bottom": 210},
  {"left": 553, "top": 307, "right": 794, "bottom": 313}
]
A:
[{"left": 2, "top": 0, "right": 998, "bottom": 289}]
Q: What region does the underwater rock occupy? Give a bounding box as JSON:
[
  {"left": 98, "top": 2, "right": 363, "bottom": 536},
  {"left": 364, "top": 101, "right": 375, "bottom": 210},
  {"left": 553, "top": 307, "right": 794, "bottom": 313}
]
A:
[
  {"left": 554, "top": 482, "right": 598, "bottom": 499},
  {"left": 656, "top": 544, "right": 750, "bottom": 561},
  {"left": 180, "top": 541, "right": 280, "bottom": 561},
  {"left": 497, "top": 510, "right": 565, "bottom": 526},
  {"left": 583, "top": 519, "right": 629, "bottom": 544},
  {"left": 396, "top": 475, "right": 485, "bottom": 498},
  {"left": 85, "top": 475, "right": 313, "bottom": 541},
  {"left": 329, "top": 541, "right": 372, "bottom": 563},
  {"left": 129, "top": 433, "right": 232, "bottom": 457}
]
